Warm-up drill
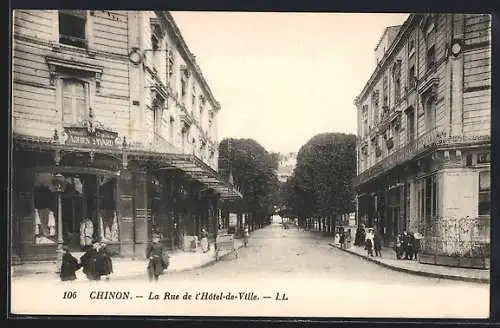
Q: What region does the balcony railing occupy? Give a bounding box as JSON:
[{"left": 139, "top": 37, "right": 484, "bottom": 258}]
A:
[
  {"left": 354, "top": 127, "right": 491, "bottom": 186},
  {"left": 59, "top": 34, "right": 87, "bottom": 48}
]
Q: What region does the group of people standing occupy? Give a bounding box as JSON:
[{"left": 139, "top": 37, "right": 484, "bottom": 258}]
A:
[
  {"left": 60, "top": 241, "right": 114, "bottom": 282},
  {"left": 353, "top": 224, "right": 422, "bottom": 260},
  {"left": 354, "top": 225, "right": 382, "bottom": 257}
]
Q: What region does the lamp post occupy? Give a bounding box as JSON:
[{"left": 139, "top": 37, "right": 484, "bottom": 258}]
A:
[{"left": 52, "top": 173, "right": 66, "bottom": 265}]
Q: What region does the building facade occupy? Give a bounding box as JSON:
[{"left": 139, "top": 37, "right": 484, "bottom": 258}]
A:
[
  {"left": 12, "top": 10, "right": 241, "bottom": 262},
  {"left": 277, "top": 152, "right": 297, "bottom": 183},
  {"left": 354, "top": 14, "right": 490, "bottom": 268}
]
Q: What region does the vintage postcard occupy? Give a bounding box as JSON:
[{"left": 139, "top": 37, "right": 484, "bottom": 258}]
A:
[{"left": 9, "top": 10, "right": 491, "bottom": 318}]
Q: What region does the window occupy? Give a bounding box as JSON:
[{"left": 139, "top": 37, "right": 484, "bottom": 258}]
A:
[
  {"left": 408, "top": 39, "right": 415, "bottom": 57},
  {"left": 59, "top": 10, "right": 87, "bottom": 48},
  {"left": 152, "top": 96, "right": 165, "bottom": 136},
  {"left": 192, "top": 85, "right": 196, "bottom": 106},
  {"left": 417, "top": 175, "right": 438, "bottom": 227},
  {"left": 409, "top": 65, "right": 416, "bottom": 88},
  {"left": 392, "top": 61, "right": 402, "bottom": 103},
  {"left": 169, "top": 117, "right": 174, "bottom": 141},
  {"left": 167, "top": 50, "right": 174, "bottom": 82},
  {"left": 382, "top": 76, "right": 389, "bottom": 108},
  {"left": 62, "top": 78, "right": 88, "bottom": 124},
  {"left": 425, "top": 97, "right": 436, "bottom": 131},
  {"left": 181, "top": 78, "right": 187, "bottom": 98},
  {"left": 426, "top": 45, "right": 436, "bottom": 70},
  {"left": 406, "top": 109, "right": 415, "bottom": 143},
  {"left": 478, "top": 171, "right": 490, "bottom": 216}
]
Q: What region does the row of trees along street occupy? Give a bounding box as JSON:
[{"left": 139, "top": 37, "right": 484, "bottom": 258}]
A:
[
  {"left": 279, "top": 133, "right": 357, "bottom": 235},
  {"left": 218, "top": 138, "right": 280, "bottom": 232}
]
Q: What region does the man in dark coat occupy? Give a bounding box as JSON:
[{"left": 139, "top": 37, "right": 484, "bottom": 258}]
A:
[
  {"left": 402, "top": 231, "right": 413, "bottom": 260},
  {"left": 146, "top": 234, "right": 169, "bottom": 282},
  {"left": 80, "top": 242, "right": 101, "bottom": 280},
  {"left": 354, "top": 224, "right": 366, "bottom": 246},
  {"left": 97, "top": 242, "right": 113, "bottom": 280},
  {"left": 59, "top": 245, "right": 81, "bottom": 281},
  {"left": 373, "top": 229, "right": 382, "bottom": 257}
]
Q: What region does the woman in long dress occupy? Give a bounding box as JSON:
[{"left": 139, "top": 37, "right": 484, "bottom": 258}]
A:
[
  {"left": 199, "top": 228, "right": 209, "bottom": 253},
  {"left": 59, "top": 245, "right": 81, "bottom": 281},
  {"left": 80, "top": 242, "right": 100, "bottom": 280},
  {"left": 97, "top": 242, "right": 113, "bottom": 280}
]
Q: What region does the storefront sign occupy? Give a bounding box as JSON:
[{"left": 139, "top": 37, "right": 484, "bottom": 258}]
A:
[{"left": 64, "top": 124, "right": 119, "bottom": 148}]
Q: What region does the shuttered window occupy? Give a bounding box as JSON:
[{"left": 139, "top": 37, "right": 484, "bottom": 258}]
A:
[{"left": 62, "top": 79, "right": 88, "bottom": 124}]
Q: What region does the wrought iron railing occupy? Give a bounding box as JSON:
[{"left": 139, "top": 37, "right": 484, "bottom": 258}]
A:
[
  {"left": 59, "top": 34, "right": 88, "bottom": 48},
  {"left": 354, "top": 127, "right": 490, "bottom": 186}
]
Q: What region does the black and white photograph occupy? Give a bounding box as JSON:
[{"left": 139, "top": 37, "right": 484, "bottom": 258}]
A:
[{"left": 9, "top": 10, "right": 491, "bottom": 318}]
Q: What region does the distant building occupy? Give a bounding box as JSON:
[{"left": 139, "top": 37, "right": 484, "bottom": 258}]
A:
[
  {"left": 354, "top": 14, "right": 490, "bottom": 268},
  {"left": 277, "top": 152, "right": 297, "bottom": 183}
]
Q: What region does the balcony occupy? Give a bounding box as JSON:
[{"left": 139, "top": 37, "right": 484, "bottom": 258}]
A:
[{"left": 354, "top": 127, "right": 452, "bottom": 186}]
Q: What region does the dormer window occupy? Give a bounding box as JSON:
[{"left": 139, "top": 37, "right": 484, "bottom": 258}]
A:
[{"left": 58, "top": 10, "right": 87, "bottom": 48}]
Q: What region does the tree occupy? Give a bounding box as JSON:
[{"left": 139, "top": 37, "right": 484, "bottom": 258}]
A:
[
  {"left": 218, "top": 138, "right": 280, "bottom": 231},
  {"left": 285, "top": 133, "right": 356, "bottom": 233}
]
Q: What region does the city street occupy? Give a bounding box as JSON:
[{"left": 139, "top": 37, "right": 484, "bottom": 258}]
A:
[{"left": 11, "top": 222, "right": 489, "bottom": 318}]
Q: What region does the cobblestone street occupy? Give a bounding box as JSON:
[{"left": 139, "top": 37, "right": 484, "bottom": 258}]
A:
[{"left": 11, "top": 223, "right": 489, "bottom": 318}]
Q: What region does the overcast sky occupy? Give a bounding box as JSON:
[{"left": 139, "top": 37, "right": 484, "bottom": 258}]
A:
[{"left": 171, "top": 12, "right": 409, "bottom": 154}]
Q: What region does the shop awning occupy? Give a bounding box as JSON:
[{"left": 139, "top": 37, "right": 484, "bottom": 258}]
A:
[{"left": 13, "top": 134, "right": 243, "bottom": 200}]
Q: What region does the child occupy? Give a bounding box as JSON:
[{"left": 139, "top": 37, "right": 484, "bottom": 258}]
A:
[{"left": 59, "top": 245, "right": 81, "bottom": 282}]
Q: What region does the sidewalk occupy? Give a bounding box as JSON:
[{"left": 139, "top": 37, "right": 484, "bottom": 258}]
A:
[
  {"left": 12, "top": 239, "right": 244, "bottom": 280},
  {"left": 329, "top": 242, "right": 490, "bottom": 284}
]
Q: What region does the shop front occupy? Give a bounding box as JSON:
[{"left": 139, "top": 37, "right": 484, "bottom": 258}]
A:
[{"left": 12, "top": 126, "right": 242, "bottom": 263}]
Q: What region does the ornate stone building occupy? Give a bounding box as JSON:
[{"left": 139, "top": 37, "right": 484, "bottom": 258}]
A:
[
  {"left": 12, "top": 10, "right": 242, "bottom": 262},
  {"left": 354, "top": 14, "right": 490, "bottom": 268}
]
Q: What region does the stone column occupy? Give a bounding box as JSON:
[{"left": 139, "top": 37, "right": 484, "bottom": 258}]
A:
[
  {"left": 117, "top": 169, "right": 134, "bottom": 258},
  {"left": 133, "top": 171, "right": 149, "bottom": 258}
]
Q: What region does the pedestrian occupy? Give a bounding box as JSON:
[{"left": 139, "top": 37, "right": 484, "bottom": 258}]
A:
[
  {"left": 80, "top": 242, "right": 100, "bottom": 281},
  {"left": 402, "top": 231, "right": 413, "bottom": 260},
  {"left": 394, "top": 233, "right": 404, "bottom": 259},
  {"left": 146, "top": 233, "right": 169, "bottom": 282},
  {"left": 339, "top": 229, "right": 346, "bottom": 249},
  {"left": 243, "top": 223, "right": 250, "bottom": 247},
  {"left": 59, "top": 245, "right": 81, "bottom": 282},
  {"left": 199, "top": 228, "right": 210, "bottom": 253},
  {"left": 412, "top": 232, "right": 422, "bottom": 261},
  {"left": 79, "top": 217, "right": 94, "bottom": 252},
  {"left": 373, "top": 229, "right": 382, "bottom": 257},
  {"left": 354, "top": 224, "right": 366, "bottom": 246},
  {"left": 365, "top": 228, "right": 375, "bottom": 257},
  {"left": 97, "top": 242, "right": 113, "bottom": 281}
]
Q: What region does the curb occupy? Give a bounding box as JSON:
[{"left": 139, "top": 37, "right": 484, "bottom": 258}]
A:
[
  {"left": 12, "top": 244, "right": 245, "bottom": 280},
  {"left": 328, "top": 243, "right": 490, "bottom": 284}
]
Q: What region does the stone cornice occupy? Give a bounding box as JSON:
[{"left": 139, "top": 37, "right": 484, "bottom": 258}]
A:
[
  {"left": 157, "top": 11, "right": 221, "bottom": 112},
  {"left": 355, "top": 14, "right": 422, "bottom": 106}
]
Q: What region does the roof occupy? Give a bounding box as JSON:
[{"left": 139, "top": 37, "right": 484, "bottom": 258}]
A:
[
  {"left": 355, "top": 15, "right": 417, "bottom": 106},
  {"left": 374, "top": 25, "right": 403, "bottom": 52}
]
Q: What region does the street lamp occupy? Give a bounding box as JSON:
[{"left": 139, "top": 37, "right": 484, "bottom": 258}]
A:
[{"left": 52, "top": 173, "right": 66, "bottom": 265}]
